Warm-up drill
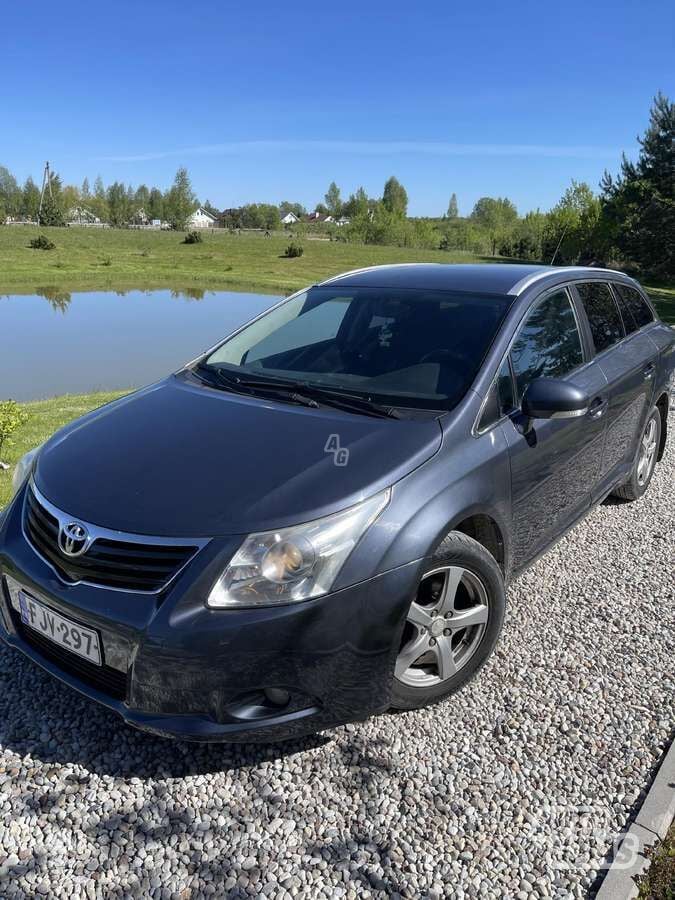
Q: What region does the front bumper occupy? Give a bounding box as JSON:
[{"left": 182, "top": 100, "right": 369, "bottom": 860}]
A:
[{"left": 0, "top": 490, "right": 419, "bottom": 742}]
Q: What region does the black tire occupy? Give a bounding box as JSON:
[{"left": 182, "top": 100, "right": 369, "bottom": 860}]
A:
[
  {"left": 390, "top": 531, "right": 505, "bottom": 711},
  {"left": 611, "top": 406, "right": 662, "bottom": 502}
]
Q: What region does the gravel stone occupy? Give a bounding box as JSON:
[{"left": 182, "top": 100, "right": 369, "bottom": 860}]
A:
[{"left": 0, "top": 438, "right": 673, "bottom": 898}]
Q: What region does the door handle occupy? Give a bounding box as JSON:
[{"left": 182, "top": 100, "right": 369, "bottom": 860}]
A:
[
  {"left": 588, "top": 397, "right": 608, "bottom": 419},
  {"left": 643, "top": 363, "right": 656, "bottom": 380}
]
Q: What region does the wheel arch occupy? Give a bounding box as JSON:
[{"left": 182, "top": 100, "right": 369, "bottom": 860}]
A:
[{"left": 450, "top": 513, "right": 506, "bottom": 574}]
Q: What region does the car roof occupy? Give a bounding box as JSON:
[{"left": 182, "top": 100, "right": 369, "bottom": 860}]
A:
[{"left": 320, "top": 263, "right": 631, "bottom": 296}]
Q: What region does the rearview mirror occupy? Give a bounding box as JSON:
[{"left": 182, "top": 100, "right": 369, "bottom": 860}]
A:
[{"left": 521, "top": 378, "right": 589, "bottom": 422}]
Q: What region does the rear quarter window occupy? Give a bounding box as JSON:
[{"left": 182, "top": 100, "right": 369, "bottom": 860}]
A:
[
  {"left": 613, "top": 283, "right": 655, "bottom": 331},
  {"left": 576, "top": 282, "right": 624, "bottom": 353}
]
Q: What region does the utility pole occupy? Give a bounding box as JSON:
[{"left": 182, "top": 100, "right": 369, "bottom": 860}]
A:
[{"left": 38, "top": 161, "right": 53, "bottom": 226}]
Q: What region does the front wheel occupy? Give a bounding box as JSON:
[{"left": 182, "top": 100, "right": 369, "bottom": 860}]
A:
[{"left": 390, "top": 532, "right": 505, "bottom": 711}]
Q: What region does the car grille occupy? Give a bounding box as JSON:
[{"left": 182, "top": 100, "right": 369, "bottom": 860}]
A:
[
  {"left": 10, "top": 610, "right": 128, "bottom": 701},
  {"left": 24, "top": 486, "right": 200, "bottom": 593}
]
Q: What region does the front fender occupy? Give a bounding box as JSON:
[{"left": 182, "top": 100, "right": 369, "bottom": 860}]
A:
[{"left": 334, "top": 398, "right": 513, "bottom": 591}]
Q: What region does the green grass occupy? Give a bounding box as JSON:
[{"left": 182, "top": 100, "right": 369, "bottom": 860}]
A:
[
  {"left": 645, "top": 284, "right": 675, "bottom": 325},
  {"left": 637, "top": 822, "right": 674, "bottom": 899},
  {"left": 0, "top": 392, "right": 128, "bottom": 509},
  {"left": 0, "top": 225, "right": 495, "bottom": 297}
]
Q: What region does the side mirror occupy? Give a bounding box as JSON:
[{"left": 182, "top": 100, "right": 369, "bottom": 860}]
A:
[{"left": 521, "top": 377, "right": 589, "bottom": 424}]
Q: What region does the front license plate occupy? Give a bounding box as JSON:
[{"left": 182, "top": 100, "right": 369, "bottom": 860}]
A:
[{"left": 17, "top": 591, "right": 102, "bottom": 666}]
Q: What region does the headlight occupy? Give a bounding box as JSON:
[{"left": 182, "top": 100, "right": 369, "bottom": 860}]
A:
[
  {"left": 11, "top": 446, "right": 41, "bottom": 497},
  {"left": 207, "top": 489, "right": 390, "bottom": 608}
]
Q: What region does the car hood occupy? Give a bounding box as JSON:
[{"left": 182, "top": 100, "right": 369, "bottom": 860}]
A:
[{"left": 34, "top": 376, "right": 442, "bottom": 536}]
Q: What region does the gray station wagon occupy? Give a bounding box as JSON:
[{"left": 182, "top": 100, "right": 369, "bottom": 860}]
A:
[{"left": 1, "top": 264, "right": 672, "bottom": 742}]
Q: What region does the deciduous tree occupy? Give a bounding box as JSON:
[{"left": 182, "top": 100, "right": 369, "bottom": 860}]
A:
[
  {"left": 106, "top": 182, "right": 130, "bottom": 227},
  {"left": 147, "top": 187, "right": 164, "bottom": 221},
  {"left": 382, "top": 176, "right": 408, "bottom": 216},
  {"left": 324, "top": 182, "right": 343, "bottom": 217},
  {"left": 164, "top": 167, "right": 198, "bottom": 230},
  {"left": 343, "top": 187, "right": 369, "bottom": 218},
  {"left": 21, "top": 177, "right": 40, "bottom": 220},
  {"left": 0, "top": 166, "right": 21, "bottom": 219},
  {"left": 542, "top": 181, "right": 601, "bottom": 265},
  {"left": 471, "top": 196, "right": 518, "bottom": 255}
]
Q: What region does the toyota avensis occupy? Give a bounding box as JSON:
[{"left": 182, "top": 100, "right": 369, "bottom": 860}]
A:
[{"left": 1, "top": 265, "right": 673, "bottom": 742}]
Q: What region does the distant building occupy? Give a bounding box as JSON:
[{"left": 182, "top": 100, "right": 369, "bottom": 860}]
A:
[
  {"left": 187, "top": 206, "right": 217, "bottom": 229},
  {"left": 130, "top": 208, "right": 150, "bottom": 227},
  {"left": 305, "top": 211, "right": 337, "bottom": 224},
  {"left": 280, "top": 211, "right": 299, "bottom": 225},
  {"left": 3, "top": 215, "right": 36, "bottom": 225},
  {"left": 67, "top": 207, "right": 102, "bottom": 227},
  {"left": 336, "top": 216, "right": 351, "bottom": 226}
]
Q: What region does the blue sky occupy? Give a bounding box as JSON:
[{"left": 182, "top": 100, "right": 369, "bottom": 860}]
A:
[{"left": 3, "top": 0, "right": 673, "bottom": 216}]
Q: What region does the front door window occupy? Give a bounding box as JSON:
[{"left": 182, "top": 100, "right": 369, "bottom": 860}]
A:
[{"left": 509, "top": 289, "right": 584, "bottom": 402}]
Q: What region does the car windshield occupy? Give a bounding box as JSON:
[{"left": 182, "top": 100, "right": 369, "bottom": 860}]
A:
[{"left": 202, "top": 285, "right": 513, "bottom": 411}]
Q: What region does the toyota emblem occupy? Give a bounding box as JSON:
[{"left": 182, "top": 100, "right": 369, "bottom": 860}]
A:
[{"left": 58, "top": 522, "right": 90, "bottom": 557}]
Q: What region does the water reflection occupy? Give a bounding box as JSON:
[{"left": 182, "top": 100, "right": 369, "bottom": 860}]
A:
[
  {"left": 171, "top": 288, "right": 205, "bottom": 301},
  {"left": 36, "top": 287, "right": 72, "bottom": 313},
  {"left": 0, "top": 288, "right": 279, "bottom": 401}
]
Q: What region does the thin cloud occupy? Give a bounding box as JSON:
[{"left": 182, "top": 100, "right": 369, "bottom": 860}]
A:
[{"left": 98, "top": 139, "right": 623, "bottom": 163}]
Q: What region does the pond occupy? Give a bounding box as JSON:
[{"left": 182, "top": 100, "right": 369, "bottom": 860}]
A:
[{"left": 0, "top": 288, "right": 280, "bottom": 401}]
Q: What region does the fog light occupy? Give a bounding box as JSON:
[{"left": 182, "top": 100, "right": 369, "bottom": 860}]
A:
[{"left": 264, "top": 687, "right": 290, "bottom": 707}]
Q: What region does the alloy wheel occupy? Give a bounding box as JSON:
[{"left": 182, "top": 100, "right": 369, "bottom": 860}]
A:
[
  {"left": 396, "top": 565, "right": 490, "bottom": 688},
  {"left": 636, "top": 416, "right": 658, "bottom": 486}
]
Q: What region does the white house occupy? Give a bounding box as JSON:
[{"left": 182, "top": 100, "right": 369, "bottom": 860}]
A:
[
  {"left": 187, "top": 206, "right": 217, "bottom": 228},
  {"left": 280, "top": 211, "right": 299, "bottom": 225}
]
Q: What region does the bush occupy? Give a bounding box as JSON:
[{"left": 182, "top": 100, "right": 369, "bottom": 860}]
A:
[
  {"left": 29, "top": 234, "right": 56, "bottom": 250},
  {"left": 0, "top": 400, "right": 28, "bottom": 464},
  {"left": 183, "top": 231, "right": 203, "bottom": 244},
  {"left": 283, "top": 242, "right": 304, "bottom": 258}
]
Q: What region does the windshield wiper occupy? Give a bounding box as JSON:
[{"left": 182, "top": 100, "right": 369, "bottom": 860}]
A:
[
  {"left": 234, "top": 374, "right": 401, "bottom": 419},
  {"left": 302, "top": 388, "right": 401, "bottom": 419},
  {"left": 192, "top": 363, "right": 320, "bottom": 409},
  {"left": 194, "top": 364, "right": 400, "bottom": 419}
]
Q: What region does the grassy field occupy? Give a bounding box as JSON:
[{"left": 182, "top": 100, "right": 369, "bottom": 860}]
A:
[
  {"left": 0, "top": 225, "right": 496, "bottom": 297},
  {"left": 0, "top": 392, "right": 127, "bottom": 509},
  {"left": 2, "top": 225, "right": 672, "bottom": 321},
  {"left": 646, "top": 285, "right": 675, "bottom": 324}
]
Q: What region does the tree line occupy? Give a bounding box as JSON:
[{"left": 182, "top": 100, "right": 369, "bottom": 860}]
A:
[
  {"left": 0, "top": 93, "right": 671, "bottom": 279},
  {"left": 0, "top": 167, "right": 200, "bottom": 231}
]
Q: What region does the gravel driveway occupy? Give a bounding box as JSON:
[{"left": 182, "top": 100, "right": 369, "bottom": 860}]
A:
[{"left": 1, "top": 440, "right": 673, "bottom": 900}]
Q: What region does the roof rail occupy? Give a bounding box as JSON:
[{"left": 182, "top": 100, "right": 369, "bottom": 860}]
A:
[{"left": 508, "top": 266, "right": 628, "bottom": 296}]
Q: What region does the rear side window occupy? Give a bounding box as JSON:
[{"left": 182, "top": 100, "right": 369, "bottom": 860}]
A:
[
  {"left": 577, "top": 282, "right": 624, "bottom": 352},
  {"left": 509, "top": 289, "right": 584, "bottom": 402},
  {"left": 613, "top": 283, "right": 655, "bottom": 331}
]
